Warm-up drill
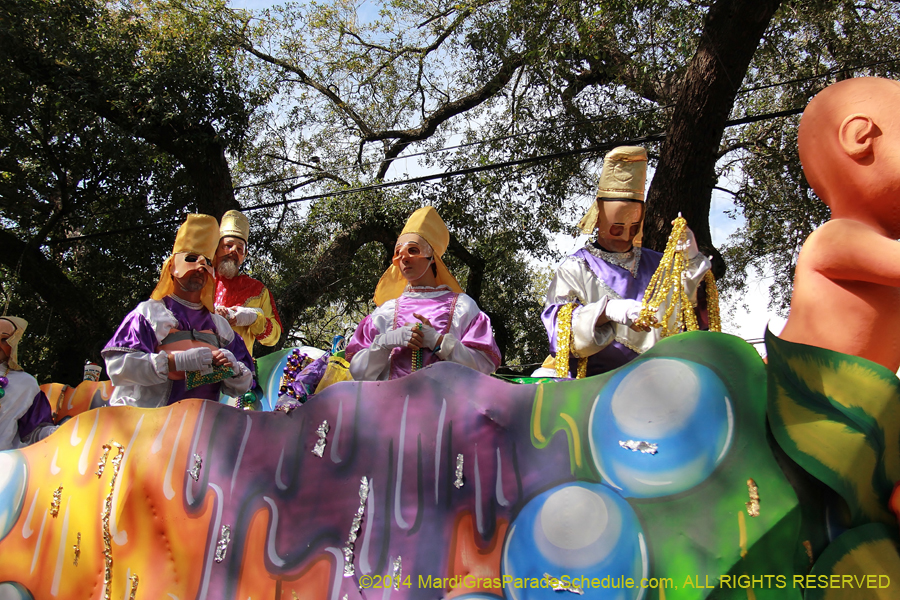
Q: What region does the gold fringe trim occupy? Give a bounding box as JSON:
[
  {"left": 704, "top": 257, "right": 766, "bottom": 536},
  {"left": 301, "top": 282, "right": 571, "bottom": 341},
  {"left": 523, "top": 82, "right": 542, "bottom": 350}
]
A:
[
  {"left": 555, "top": 302, "right": 587, "bottom": 378},
  {"left": 636, "top": 216, "right": 718, "bottom": 335}
]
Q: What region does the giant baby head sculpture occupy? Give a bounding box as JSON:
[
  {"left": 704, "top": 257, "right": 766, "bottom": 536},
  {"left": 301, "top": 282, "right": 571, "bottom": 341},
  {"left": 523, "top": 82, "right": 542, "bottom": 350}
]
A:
[
  {"left": 781, "top": 77, "right": 900, "bottom": 371},
  {"left": 798, "top": 77, "right": 900, "bottom": 236}
]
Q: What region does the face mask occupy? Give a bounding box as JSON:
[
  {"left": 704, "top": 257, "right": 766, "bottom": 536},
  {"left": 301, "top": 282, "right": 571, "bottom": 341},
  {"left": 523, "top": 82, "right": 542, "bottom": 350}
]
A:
[{"left": 393, "top": 240, "right": 434, "bottom": 282}]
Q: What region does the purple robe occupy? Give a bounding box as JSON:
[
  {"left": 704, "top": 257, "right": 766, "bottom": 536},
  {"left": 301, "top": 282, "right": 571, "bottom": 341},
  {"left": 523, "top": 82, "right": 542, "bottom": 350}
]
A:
[
  {"left": 543, "top": 244, "right": 663, "bottom": 377},
  {"left": 103, "top": 296, "right": 254, "bottom": 406}
]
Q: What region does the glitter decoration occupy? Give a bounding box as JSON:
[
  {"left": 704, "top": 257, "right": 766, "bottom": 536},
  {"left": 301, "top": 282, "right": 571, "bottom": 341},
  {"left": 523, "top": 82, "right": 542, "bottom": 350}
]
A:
[
  {"left": 544, "top": 573, "right": 584, "bottom": 595},
  {"left": 453, "top": 454, "right": 464, "bottom": 489},
  {"left": 803, "top": 540, "right": 814, "bottom": 564},
  {"left": 312, "top": 420, "right": 330, "bottom": 458},
  {"left": 391, "top": 556, "right": 403, "bottom": 590},
  {"left": 554, "top": 302, "right": 587, "bottom": 379},
  {"left": 635, "top": 215, "right": 705, "bottom": 336},
  {"left": 746, "top": 478, "right": 760, "bottom": 517},
  {"left": 50, "top": 486, "right": 63, "bottom": 517},
  {"left": 73, "top": 532, "right": 81, "bottom": 566},
  {"left": 619, "top": 440, "right": 659, "bottom": 454},
  {"left": 96, "top": 443, "right": 111, "bottom": 477},
  {"left": 101, "top": 441, "right": 125, "bottom": 600},
  {"left": 188, "top": 454, "right": 202, "bottom": 482},
  {"left": 214, "top": 525, "right": 231, "bottom": 563},
  {"left": 128, "top": 574, "right": 139, "bottom": 600},
  {"left": 341, "top": 476, "right": 369, "bottom": 577}
]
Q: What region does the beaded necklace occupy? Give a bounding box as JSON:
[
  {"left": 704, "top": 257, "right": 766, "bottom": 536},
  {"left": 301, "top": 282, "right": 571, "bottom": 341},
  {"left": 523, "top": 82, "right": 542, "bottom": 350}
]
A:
[
  {"left": 634, "top": 216, "right": 721, "bottom": 335},
  {"left": 0, "top": 363, "right": 9, "bottom": 402},
  {"left": 411, "top": 323, "right": 424, "bottom": 371}
]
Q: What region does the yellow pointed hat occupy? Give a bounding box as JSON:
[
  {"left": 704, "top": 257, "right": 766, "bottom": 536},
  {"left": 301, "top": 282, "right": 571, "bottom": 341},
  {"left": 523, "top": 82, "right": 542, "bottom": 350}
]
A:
[
  {"left": 373, "top": 206, "right": 463, "bottom": 306},
  {"left": 150, "top": 214, "right": 220, "bottom": 312},
  {"left": 578, "top": 146, "right": 648, "bottom": 234},
  {"left": 0, "top": 316, "right": 28, "bottom": 371}
]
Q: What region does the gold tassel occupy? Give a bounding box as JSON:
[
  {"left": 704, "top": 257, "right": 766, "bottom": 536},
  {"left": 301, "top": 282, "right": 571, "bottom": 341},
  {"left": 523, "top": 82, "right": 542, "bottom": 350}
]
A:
[
  {"left": 703, "top": 270, "right": 721, "bottom": 332},
  {"left": 635, "top": 216, "right": 707, "bottom": 337}
]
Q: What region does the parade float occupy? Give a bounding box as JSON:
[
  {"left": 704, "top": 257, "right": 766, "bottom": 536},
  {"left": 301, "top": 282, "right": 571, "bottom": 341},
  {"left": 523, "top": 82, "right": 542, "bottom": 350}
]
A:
[{"left": 2, "top": 76, "right": 900, "bottom": 599}]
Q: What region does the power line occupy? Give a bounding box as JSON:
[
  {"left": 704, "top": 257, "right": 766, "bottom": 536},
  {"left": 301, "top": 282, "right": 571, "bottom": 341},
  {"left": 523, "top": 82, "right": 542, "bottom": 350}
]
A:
[
  {"left": 43, "top": 56, "right": 900, "bottom": 247},
  {"left": 52, "top": 103, "right": 806, "bottom": 245},
  {"left": 233, "top": 56, "right": 899, "bottom": 189}
]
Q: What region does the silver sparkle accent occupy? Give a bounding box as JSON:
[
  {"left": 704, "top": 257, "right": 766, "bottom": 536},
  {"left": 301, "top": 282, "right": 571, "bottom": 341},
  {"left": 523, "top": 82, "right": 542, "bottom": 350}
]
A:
[
  {"left": 619, "top": 440, "right": 658, "bottom": 454},
  {"left": 453, "top": 454, "right": 464, "bottom": 489},
  {"left": 214, "top": 525, "right": 231, "bottom": 563},
  {"left": 342, "top": 476, "right": 369, "bottom": 577},
  {"left": 544, "top": 573, "right": 584, "bottom": 595},
  {"left": 391, "top": 556, "right": 402, "bottom": 590},
  {"left": 583, "top": 243, "right": 642, "bottom": 277},
  {"left": 188, "top": 453, "right": 203, "bottom": 481},
  {"left": 312, "top": 420, "right": 330, "bottom": 458}
]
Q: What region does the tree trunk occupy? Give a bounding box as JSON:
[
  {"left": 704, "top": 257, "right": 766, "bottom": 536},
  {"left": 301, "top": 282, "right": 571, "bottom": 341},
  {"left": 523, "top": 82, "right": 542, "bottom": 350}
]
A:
[
  {"left": 644, "top": 0, "right": 784, "bottom": 278},
  {"left": 0, "top": 229, "right": 110, "bottom": 381}
]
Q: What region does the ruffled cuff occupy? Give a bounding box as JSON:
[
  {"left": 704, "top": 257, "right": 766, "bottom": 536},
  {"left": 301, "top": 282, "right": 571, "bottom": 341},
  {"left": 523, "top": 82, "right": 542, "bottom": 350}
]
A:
[
  {"left": 571, "top": 300, "right": 615, "bottom": 356},
  {"left": 153, "top": 351, "right": 170, "bottom": 379}
]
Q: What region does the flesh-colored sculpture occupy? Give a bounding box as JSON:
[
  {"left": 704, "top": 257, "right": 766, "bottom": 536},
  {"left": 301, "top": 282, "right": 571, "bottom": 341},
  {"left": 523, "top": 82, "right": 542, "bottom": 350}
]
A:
[{"left": 780, "top": 77, "right": 900, "bottom": 372}]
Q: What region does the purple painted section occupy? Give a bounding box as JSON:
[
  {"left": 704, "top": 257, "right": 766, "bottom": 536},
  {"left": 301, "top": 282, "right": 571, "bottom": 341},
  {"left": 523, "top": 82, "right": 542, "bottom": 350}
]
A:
[{"left": 181, "top": 362, "right": 574, "bottom": 599}]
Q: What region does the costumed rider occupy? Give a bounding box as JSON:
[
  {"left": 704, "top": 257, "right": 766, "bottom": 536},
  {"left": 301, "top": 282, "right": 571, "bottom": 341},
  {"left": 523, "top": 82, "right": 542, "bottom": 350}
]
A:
[
  {"left": 0, "top": 316, "right": 58, "bottom": 450},
  {"left": 346, "top": 206, "right": 502, "bottom": 381},
  {"left": 214, "top": 209, "right": 283, "bottom": 356},
  {"left": 102, "top": 214, "right": 254, "bottom": 407},
  {"left": 540, "top": 146, "right": 711, "bottom": 377}
]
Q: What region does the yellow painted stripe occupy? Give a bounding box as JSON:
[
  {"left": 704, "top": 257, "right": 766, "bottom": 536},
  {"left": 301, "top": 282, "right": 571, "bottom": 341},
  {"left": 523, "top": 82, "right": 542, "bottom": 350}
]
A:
[
  {"left": 559, "top": 412, "right": 582, "bottom": 468},
  {"left": 533, "top": 384, "right": 546, "bottom": 443}
]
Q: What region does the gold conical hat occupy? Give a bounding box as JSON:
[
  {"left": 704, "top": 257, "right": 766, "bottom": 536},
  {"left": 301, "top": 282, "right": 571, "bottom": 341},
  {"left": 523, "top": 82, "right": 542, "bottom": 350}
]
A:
[
  {"left": 220, "top": 209, "right": 250, "bottom": 242},
  {"left": 578, "top": 146, "right": 648, "bottom": 234},
  {"left": 150, "top": 214, "right": 220, "bottom": 311},
  {"left": 373, "top": 207, "right": 463, "bottom": 306}
]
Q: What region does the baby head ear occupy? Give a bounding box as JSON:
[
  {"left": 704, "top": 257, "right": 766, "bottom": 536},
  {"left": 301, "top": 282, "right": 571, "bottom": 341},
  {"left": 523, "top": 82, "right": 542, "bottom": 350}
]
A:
[{"left": 839, "top": 113, "right": 879, "bottom": 160}]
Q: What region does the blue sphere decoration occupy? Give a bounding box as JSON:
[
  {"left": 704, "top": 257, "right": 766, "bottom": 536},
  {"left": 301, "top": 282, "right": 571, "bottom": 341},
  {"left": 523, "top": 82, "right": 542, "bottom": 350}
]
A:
[
  {"left": 0, "top": 583, "right": 34, "bottom": 600},
  {"left": 589, "top": 357, "right": 733, "bottom": 498},
  {"left": 0, "top": 451, "right": 28, "bottom": 542},
  {"left": 501, "top": 482, "right": 646, "bottom": 600}
]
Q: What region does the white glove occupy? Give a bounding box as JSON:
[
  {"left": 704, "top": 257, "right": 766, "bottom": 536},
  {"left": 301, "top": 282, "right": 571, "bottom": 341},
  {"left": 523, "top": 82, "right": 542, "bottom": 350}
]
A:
[
  {"left": 219, "top": 348, "right": 246, "bottom": 376},
  {"left": 372, "top": 326, "right": 413, "bottom": 350},
  {"left": 174, "top": 347, "right": 213, "bottom": 373},
  {"left": 604, "top": 299, "right": 643, "bottom": 327},
  {"left": 215, "top": 305, "right": 235, "bottom": 321},
  {"left": 231, "top": 307, "right": 260, "bottom": 327},
  {"left": 676, "top": 226, "right": 700, "bottom": 259},
  {"left": 418, "top": 324, "right": 441, "bottom": 350}
]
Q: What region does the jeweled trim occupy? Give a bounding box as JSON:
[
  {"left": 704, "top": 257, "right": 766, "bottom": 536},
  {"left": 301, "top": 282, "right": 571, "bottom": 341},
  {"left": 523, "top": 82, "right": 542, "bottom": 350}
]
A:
[{"left": 583, "top": 244, "right": 642, "bottom": 277}]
